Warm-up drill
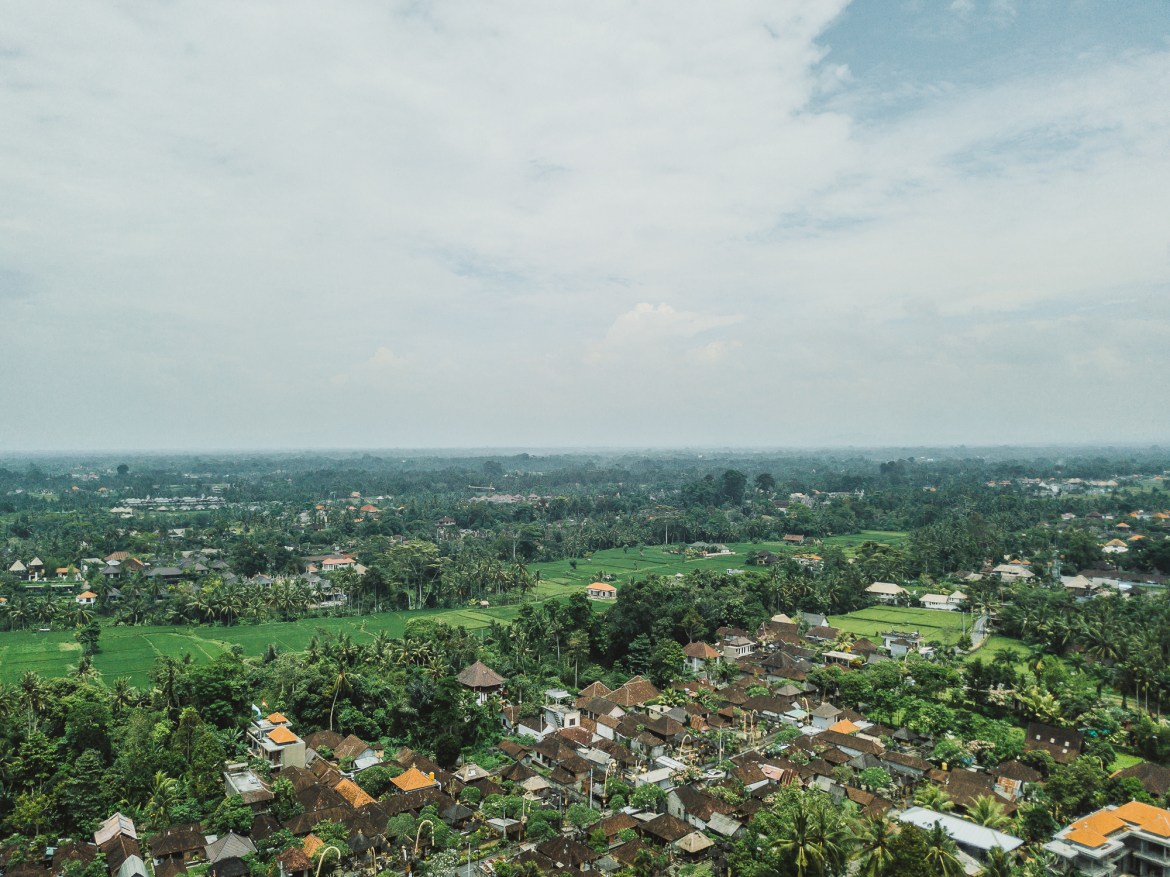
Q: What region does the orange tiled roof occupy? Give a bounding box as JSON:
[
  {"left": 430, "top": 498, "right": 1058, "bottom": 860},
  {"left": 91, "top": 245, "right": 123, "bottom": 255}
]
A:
[
  {"left": 1065, "top": 827, "right": 1110, "bottom": 848},
  {"left": 302, "top": 834, "right": 323, "bottom": 858},
  {"left": 391, "top": 767, "right": 436, "bottom": 792},
  {"left": 587, "top": 582, "right": 617, "bottom": 592},
  {"left": 333, "top": 778, "right": 375, "bottom": 809},
  {"left": 1072, "top": 810, "right": 1127, "bottom": 837},
  {"left": 267, "top": 726, "right": 299, "bottom": 745},
  {"left": 267, "top": 712, "right": 289, "bottom": 724},
  {"left": 77, "top": 591, "right": 97, "bottom": 599},
  {"left": 827, "top": 720, "right": 860, "bottom": 735},
  {"left": 1114, "top": 801, "right": 1170, "bottom": 837}
]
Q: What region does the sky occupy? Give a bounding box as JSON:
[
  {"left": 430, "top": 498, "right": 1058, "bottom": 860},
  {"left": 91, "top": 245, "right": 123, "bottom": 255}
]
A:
[{"left": 1, "top": 0, "right": 1168, "bottom": 451}]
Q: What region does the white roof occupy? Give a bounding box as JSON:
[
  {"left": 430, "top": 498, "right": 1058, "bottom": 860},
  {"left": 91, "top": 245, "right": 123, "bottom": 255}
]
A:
[
  {"left": 898, "top": 807, "right": 1023, "bottom": 853},
  {"left": 920, "top": 594, "right": 949, "bottom": 604},
  {"left": 948, "top": 591, "right": 967, "bottom": 600},
  {"left": 865, "top": 582, "right": 906, "bottom": 595}
]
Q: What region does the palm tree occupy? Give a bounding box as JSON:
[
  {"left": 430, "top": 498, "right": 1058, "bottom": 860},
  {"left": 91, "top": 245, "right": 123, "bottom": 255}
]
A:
[
  {"left": 981, "top": 846, "right": 1015, "bottom": 877},
  {"left": 109, "top": 677, "right": 140, "bottom": 716},
  {"left": 923, "top": 823, "right": 964, "bottom": 877},
  {"left": 144, "top": 771, "right": 180, "bottom": 829},
  {"left": 327, "top": 663, "right": 358, "bottom": 732},
  {"left": 19, "top": 671, "right": 47, "bottom": 735},
  {"left": 913, "top": 785, "right": 953, "bottom": 812},
  {"left": 967, "top": 795, "right": 1010, "bottom": 830},
  {"left": 770, "top": 796, "right": 852, "bottom": 877},
  {"left": 856, "top": 815, "right": 897, "bottom": 877}
]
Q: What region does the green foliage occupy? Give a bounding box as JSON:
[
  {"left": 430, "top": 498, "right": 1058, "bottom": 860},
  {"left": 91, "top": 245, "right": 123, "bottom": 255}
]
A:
[
  {"left": 857, "top": 768, "right": 891, "bottom": 792},
  {"left": 883, "top": 824, "right": 937, "bottom": 877},
  {"left": 354, "top": 764, "right": 403, "bottom": 798},
  {"left": 210, "top": 796, "right": 254, "bottom": 834},
  {"left": 566, "top": 803, "right": 600, "bottom": 830},
  {"left": 62, "top": 853, "right": 108, "bottom": 877},
  {"left": 630, "top": 783, "right": 665, "bottom": 811},
  {"left": 459, "top": 785, "right": 482, "bottom": 805},
  {"left": 311, "top": 819, "right": 350, "bottom": 851},
  {"left": 270, "top": 778, "right": 303, "bottom": 822}
]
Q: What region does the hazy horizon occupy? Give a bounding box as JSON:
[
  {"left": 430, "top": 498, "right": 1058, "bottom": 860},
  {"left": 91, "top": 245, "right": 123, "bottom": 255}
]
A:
[{"left": 3, "top": 1, "right": 1169, "bottom": 451}]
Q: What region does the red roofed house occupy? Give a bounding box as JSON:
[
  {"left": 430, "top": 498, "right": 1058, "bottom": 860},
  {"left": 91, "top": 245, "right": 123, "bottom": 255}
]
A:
[{"left": 586, "top": 582, "right": 617, "bottom": 600}]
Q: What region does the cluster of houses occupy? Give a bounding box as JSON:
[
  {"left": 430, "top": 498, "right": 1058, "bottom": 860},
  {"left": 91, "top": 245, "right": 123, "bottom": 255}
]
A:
[
  {"left": 6, "top": 650, "right": 1170, "bottom": 877},
  {"left": 2, "top": 547, "right": 357, "bottom": 611}
]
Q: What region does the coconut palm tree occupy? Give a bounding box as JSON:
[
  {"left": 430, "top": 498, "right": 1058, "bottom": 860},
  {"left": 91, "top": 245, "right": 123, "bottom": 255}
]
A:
[
  {"left": 19, "top": 671, "right": 47, "bottom": 735},
  {"left": 981, "top": 846, "right": 1015, "bottom": 877},
  {"left": 144, "top": 771, "right": 180, "bottom": 829},
  {"left": 770, "top": 795, "right": 852, "bottom": 877},
  {"left": 856, "top": 815, "right": 897, "bottom": 877},
  {"left": 109, "top": 677, "right": 140, "bottom": 716},
  {"left": 967, "top": 795, "right": 1010, "bottom": 830},
  {"left": 922, "top": 823, "right": 964, "bottom": 877},
  {"left": 913, "top": 785, "right": 954, "bottom": 813}
]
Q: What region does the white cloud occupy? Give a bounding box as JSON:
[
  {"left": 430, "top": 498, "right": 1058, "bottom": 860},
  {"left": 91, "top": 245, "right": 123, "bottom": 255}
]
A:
[
  {"left": 0, "top": 0, "right": 1167, "bottom": 448},
  {"left": 330, "top": 346, "right": 411, "bottom": 387}
]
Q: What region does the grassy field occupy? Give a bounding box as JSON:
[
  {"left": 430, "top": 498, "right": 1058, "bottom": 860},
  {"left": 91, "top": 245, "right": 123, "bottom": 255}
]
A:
[
  {"left": 0, "top": 529, "right": 907, "bottom": 688},
  {"left": 830, "top": 606, "right": 972, "bottom": 645},
  {"left": 528, "top": 530, "right": 908, "bottom": 597},
  {"left": 830, "top": 606, "right": 1030, "bottom": 663},
  {"left": 0, "top": 604, "right": 530, "bottom": 689}
]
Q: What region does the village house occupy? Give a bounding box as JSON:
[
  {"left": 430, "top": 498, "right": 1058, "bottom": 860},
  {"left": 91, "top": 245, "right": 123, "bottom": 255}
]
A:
[
  {"left": 1045, "top": 800, "right": 1170, "bottom": 876},
  {"left": 456, "top": 660, "right": 506, "bottom": 704},
  {"left": 865, "top": 581, "right": 908, "bottom": 604},
  {"left": 1024, "top": 722, "right": 1083, "bottom": 765},
  {"left": 246, "top": 712, "right": 306, "bottom": 771},
  {"left": 586, "top": 581, "right": 617, "bottom": 600},
  {"left": 919, "top": 593, "right": 954, "bottom": 611},
  {"left": 682, "top": 641, "right": 722, "bottom": 675}
]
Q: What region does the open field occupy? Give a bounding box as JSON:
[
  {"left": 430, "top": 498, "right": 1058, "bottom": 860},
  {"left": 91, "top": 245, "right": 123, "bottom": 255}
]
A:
[
  {"left": 830, "top": 606, "right": 972, "bottom": 645},
  {"left": 831, "top": 606, "right": 1030, "bottom": 663},
  {"left": 0, "top": 529, "right": 906, "bottom": 687},
  {"left": 0, "top": 603, "right": 531, "bottom": 689},
  {"left": 529, "top": 530, "right": 908, "bottom": 597}
]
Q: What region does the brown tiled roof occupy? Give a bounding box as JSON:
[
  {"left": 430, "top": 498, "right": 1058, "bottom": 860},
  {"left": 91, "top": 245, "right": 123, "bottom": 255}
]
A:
[
  {"left": 1024, "top": 722, "right": 1082, "bottom": 764},
  {"left": 535, "top": 837, "right": 600, "bottom": 867},
  {"left": 598, "top": 813, "right": 639, "bottom": 836},
  {"left": 608, "top": 676, "right": 661, "bottom": 707},
  {"left": 275, "top": 849, "right": 312, "bottom": 873},
  {"left": 1112, "top": 761, "right": 1170, "bottom": 797},
  {"left": 148, "top": 825, "right": 206, "bottom": 858},
  {"left": 816, "top": 729, "right": 883, "bottom": 755},
  {"left": 456, "top": 661, "right": 505, "bottom": 689},
  {"left": 640, "top": 813, "right": 692, "bottom": 843},
  {"left": 99, "top": 834, "right": 142, "bottom": 874},
  {"left": 611, "top": 840, "right": 652, "bottom": 867},
  {"left": 683, "top": 642, "right": 721, "bottom": 660},
  {"left": 155, "top": 861, "right": 188, "bottom": 877},
  {"left": 333, "top": 735, "right": 371, "bottom": 761},
  {"left": 577, "top": 680, "right": 612, "bottom": 699},
  {"left": 304, "top": 730, "right": 344, "bottom": 751},
  {"left": 671, "top": 785, "right": 732, "bottom": 821}
]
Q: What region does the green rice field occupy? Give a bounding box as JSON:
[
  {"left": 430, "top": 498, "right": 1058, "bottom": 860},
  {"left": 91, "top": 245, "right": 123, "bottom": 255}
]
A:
[
  {"left": 0, "top": 604, "right": 529, "bottom": 689},
  {"left": 0, "top": 529, "right": 908, "bottom": 688},
  {"left": 830, "top": 605, "right": 1028, "bottom": 662},
  {"left": 528, "top": 530, "right": 908, "bottom": 596}
]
